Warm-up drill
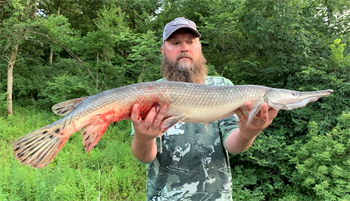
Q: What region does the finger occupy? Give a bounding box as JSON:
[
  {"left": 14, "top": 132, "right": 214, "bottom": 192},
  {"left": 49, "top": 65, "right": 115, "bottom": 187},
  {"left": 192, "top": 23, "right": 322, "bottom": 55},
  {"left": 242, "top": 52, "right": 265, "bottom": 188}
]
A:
[
  {"left": 258, "top": 103, "right": 269, "bottom": 122},
  {"left": 154, "top": 106, "right": 168, "bottom": 126},
  {"left": 244, "top": 101, "right": 253, "bottom": 112},
  {"left": 235, "top": 108, "right": 246, "bottom": 120},
  {"left": 268, "top": 108, "right": 279, "bottom": 120},
  {"left": 144, "top": 106, "right": 158, "bottom": 130},
  {"left": 145, "top": 106, "right": 157, "bottom": 124},
  {"left": 131, "top": 104, "right": 141, "bottom": 122}
]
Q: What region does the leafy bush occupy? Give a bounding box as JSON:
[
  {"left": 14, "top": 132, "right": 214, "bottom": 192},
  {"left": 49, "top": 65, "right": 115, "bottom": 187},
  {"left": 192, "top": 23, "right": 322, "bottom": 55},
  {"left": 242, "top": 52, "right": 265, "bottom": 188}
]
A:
[
  {"left": 288, "top": 112, "right": 350, "bottom": 200},
  {"left": 39, "top": 74, "right": 96, "bottom": 104},
  {"left": 230, "top": 112, "right": 350, "bottom": 200}
]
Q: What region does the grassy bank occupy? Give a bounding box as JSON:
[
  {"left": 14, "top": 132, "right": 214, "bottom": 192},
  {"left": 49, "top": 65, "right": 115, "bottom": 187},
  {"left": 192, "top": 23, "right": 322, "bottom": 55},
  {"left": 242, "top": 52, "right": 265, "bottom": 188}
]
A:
[{"left": 0, "top": 107, "right": 146, "bottom": 200}]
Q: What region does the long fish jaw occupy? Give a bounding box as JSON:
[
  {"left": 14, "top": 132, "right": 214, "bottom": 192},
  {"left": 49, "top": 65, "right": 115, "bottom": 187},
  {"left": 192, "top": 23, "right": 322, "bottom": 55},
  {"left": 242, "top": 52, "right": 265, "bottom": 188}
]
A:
[{"left": 265, "top": 89, "right": 333, "bottom": 110}]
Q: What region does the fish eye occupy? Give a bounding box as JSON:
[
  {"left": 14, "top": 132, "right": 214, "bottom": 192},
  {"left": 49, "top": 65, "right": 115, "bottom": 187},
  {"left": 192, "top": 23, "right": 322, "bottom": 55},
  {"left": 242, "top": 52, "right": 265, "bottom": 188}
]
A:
[{"left": 292, "top": 92, "right": 297, "bottom": 96}]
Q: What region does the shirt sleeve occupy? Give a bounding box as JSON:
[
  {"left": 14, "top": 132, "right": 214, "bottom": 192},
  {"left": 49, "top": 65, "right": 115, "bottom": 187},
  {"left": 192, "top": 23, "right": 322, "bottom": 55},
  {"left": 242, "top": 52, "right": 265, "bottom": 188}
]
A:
[
  {"left": 218, "top": 77, "right": 240, "bottom": 153},
  {"left": 219, "top": 115, "right": 239, "bottom": 153}
]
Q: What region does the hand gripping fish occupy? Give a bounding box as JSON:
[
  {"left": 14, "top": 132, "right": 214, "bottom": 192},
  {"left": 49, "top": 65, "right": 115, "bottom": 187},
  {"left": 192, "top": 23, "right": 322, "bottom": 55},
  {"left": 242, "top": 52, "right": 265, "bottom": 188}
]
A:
[{"left": 13, "top": 81, "right": 333, "bottom": 168}]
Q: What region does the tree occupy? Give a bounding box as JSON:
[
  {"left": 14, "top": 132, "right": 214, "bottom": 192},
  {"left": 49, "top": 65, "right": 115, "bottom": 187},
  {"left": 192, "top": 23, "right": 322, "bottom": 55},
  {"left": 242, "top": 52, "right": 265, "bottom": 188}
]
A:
[{"left": 1, "top": 0, "right": 37, "bottom": 116}]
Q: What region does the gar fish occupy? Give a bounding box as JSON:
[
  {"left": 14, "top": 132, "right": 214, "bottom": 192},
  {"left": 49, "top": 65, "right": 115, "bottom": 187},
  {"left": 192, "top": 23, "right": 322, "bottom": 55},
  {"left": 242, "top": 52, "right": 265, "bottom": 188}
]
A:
[{"left": 13, "top": 81, "right": 333, "bottom": 168}]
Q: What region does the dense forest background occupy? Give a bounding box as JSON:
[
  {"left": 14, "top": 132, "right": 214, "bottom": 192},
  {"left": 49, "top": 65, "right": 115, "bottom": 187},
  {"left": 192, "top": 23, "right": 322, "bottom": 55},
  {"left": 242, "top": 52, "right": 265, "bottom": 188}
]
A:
[{"left": 1, "top": 0, "right": 349, "bottom": 200}]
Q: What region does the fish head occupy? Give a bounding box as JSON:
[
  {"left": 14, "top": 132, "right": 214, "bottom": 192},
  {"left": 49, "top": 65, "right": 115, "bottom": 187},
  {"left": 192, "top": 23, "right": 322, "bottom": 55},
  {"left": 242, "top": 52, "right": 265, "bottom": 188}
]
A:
[{"left": 264, "top": 88, "right": 333, "bottom": 111}]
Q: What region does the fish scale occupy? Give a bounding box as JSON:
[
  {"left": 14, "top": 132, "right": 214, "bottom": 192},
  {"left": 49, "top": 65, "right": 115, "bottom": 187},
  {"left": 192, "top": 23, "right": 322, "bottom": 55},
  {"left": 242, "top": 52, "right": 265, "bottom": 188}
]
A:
[{"left": 13, "top": 81, "right": 332, "bottom": 168}]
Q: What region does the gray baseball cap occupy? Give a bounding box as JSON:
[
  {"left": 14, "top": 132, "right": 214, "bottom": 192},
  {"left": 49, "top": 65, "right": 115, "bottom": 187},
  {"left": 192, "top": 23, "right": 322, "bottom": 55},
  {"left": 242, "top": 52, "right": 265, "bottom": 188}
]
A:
[{"left": 162, "top": 17, "right": 201, "bottom": 44}]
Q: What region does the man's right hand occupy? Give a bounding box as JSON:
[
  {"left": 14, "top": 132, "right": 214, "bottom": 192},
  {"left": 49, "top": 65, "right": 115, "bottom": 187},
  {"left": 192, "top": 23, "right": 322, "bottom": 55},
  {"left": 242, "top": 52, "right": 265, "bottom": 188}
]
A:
[{"left": 130, "top": 103, "right": 168, "bottom": 163}]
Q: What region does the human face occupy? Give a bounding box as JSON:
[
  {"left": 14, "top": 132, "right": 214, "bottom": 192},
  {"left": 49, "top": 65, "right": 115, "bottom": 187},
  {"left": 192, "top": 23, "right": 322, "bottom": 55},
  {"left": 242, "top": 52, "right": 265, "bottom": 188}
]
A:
[
  {"left": 160, "top": 29, "right": 207, "bottom": 84},
  {"left": 161, "top": 29, "right": 202, "bottom": 68}
]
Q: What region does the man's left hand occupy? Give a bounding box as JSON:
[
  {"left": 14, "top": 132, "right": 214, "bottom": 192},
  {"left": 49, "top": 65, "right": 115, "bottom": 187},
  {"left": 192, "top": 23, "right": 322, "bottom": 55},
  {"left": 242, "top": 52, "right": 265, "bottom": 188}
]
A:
[{"left": 234, "top": 101, "right": 279, "bottom": 139}]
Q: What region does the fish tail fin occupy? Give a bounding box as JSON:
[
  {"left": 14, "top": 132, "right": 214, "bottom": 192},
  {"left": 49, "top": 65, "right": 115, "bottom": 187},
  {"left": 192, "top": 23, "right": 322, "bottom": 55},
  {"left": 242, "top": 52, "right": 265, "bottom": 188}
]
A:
[{"left": 13, "top": 124, "right": 69, "bottom": 168}]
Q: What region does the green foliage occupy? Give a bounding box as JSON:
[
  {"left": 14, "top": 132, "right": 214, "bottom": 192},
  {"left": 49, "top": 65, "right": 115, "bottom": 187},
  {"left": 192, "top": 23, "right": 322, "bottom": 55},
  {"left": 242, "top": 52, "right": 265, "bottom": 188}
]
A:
[
  {"left": 289, "top": 112, "right": 350, "bottom": 200},
  {"left": 0, "top": 107, "right": 146, "bottom": 200},
  {"left": 230, "top": 112, "right": 350, "bottom": 200},
  {"left": 37, "top": 14, "right": 81, "bottom": 52},
  {"left": 231, "top": 166, "right": 265, "bottom": 200},
  {"left": 39, "top": 74, "right": 96, "bottom": 104},
  {"left": 0, "top": 89, "right": 7, "bottom": 117},
  {"left": 330, "top": 36, "right": 350, "bottom": 70},
  {"left": 125, "top": 31, "right": 162, "bottom": 83},
  {"left": 1, "top": 0, "right": 349, "bottom": 200}
]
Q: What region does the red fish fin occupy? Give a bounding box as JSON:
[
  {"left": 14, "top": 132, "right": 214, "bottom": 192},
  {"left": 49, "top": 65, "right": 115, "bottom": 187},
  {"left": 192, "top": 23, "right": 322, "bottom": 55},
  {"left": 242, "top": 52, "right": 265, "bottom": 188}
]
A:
[
  {"left": 162, "top": 115, "right": 187, "bottom": 132},
  {"left": 52, "top": 97, "right": 87, "bottom": 116},
  {"left": 13, "top": 125, "right": 70, "bottom": 168},
  {"left": 82, "top": 122, "right": 109, "bottom": 152}
]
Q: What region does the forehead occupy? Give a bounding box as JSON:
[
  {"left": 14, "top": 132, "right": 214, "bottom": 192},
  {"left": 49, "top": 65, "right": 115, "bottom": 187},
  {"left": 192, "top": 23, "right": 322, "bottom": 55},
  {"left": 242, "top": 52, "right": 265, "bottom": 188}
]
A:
[{"left": 166, "top": 29, "right": 198, "bottom": 40}]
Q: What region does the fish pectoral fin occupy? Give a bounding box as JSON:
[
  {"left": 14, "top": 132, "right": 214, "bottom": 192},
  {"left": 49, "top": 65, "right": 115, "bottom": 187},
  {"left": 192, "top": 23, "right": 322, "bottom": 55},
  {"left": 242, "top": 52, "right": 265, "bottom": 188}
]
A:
[
  {"left": 82, "top": 122, "right": 110, "bottom": 152},
  {"left": 162, "top": 115, "right": 187, "bottom": 132},
  {"left": 52, "top": 97, "right": 87, "bottom": 116},
  {"left": 13, "top": 125, "right": 68, "bottom": 169},
  {"left": 246, "top": 102, "right": 262, "bottom": 127}
]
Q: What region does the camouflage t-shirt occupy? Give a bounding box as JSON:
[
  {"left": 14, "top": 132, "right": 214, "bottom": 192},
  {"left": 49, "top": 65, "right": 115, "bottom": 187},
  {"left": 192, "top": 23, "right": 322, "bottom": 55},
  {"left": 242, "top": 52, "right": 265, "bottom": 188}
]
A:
[{"left": 132, "top": 76, "right": 239, "bottom": 201}]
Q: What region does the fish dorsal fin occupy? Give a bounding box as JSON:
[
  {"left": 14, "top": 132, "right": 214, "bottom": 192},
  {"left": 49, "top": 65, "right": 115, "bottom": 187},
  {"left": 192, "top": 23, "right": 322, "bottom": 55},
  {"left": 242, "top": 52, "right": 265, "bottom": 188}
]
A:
[
  {"left": 52, "top": 97, "right": 87, "bottom": 116},
  {"left": 82, "top": 117, "right": 110, "bottom": 152}
]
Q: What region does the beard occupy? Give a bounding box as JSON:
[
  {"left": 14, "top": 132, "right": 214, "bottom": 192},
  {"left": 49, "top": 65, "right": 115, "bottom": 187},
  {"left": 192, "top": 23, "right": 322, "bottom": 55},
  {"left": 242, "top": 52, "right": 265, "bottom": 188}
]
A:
[{"left": 161, "top": 52, "right": 208, "bottom": 84}]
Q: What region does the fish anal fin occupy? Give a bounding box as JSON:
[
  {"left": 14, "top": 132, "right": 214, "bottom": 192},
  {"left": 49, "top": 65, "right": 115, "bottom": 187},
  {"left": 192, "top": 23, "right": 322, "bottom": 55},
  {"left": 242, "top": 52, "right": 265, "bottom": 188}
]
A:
[
  {"left": 52, "top": 97, "right": 87, "bottom": 116},
  {"left": 203, "top": 123, "right": 209, "bottom": 132},
  {"left": 82, "top": 122, "right": 110, "bottom": 152},
  {"left": 157, "top": 115, "right": 186, "bottom": 154},
  {"left": 13, "top": 126, "right": 69, "bottom": 169},
  {"left": 162, "top": 115, "right": 187, "bottom": 132}
]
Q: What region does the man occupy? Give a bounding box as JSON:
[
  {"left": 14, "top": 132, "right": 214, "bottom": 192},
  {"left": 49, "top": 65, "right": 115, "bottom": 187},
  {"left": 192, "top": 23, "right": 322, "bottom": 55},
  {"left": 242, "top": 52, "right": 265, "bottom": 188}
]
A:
[{"left": 131, "top": 17, "right": 278, "bottom": 200}]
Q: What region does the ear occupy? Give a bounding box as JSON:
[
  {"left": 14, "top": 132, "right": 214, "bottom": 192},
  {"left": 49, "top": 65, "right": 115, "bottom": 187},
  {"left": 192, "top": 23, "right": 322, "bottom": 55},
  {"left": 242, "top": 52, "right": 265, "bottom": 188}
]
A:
[
  {"left": 161, "top": 46, "right": 164, "bottom": 56},
  {"left": 198, "top": 39, "right": 202, "bottom": 50}
]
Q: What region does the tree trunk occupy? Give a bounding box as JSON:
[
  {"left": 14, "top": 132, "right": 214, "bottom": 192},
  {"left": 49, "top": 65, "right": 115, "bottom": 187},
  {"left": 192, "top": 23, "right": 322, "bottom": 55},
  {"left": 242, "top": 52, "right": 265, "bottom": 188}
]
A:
[
  {"left": 50, "top": 48, "right": 53, "bottom": 65},
  {"left": 7, "top": 43, "right": 19, "bottom": 116},
  {"left": 6, "top": 1, "right": 36, "bottom": 116},
  {"left": 57, "top": 0, "right": 61, "bottom": 15},
  {"left": 50, "top": 0, "right": 61, "bottom": 65}
]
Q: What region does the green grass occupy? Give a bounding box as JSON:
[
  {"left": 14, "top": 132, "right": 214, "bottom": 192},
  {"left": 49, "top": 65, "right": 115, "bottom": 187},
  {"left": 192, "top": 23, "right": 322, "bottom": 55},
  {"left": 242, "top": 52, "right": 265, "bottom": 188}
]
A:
[
  {"left": 2, "top": 106, "right": 349, "bottom": 200},
  {"left": 0, "top": 106, "right": 146, "bottom": 201}
]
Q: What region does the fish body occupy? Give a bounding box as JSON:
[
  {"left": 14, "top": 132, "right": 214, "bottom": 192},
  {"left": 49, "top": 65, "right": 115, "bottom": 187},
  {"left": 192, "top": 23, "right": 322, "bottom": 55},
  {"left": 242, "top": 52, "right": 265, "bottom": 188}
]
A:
[{"left": 13, "top": 81, "right": 333, "bottom": 168}]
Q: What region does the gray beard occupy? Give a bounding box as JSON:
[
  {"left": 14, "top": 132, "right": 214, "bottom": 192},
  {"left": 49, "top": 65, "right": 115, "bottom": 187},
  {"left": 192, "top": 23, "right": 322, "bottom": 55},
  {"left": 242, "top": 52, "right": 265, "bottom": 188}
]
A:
[{"left": 161, "top": 52, "right": 208, "bottom": 84}]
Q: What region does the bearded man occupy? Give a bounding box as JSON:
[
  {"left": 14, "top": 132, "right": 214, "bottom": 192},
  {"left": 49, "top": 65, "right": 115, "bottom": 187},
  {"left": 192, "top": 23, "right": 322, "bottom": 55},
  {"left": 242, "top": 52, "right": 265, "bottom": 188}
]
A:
[{"left": 130, "top": 17, "right": 278, "bottom": 200}]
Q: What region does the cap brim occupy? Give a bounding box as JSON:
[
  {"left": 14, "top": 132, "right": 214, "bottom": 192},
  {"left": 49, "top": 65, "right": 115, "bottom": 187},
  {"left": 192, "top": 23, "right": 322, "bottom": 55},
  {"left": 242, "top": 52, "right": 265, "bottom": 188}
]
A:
[{"left": 164, "top": 27, "right": 201, "bottom": 42}]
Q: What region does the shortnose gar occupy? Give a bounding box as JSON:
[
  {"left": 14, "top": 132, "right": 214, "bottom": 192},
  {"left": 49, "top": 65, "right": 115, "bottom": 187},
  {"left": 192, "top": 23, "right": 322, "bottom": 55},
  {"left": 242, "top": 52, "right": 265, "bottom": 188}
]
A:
[{"left": 13, "top": 81, "right": 333, "bottom": 168}]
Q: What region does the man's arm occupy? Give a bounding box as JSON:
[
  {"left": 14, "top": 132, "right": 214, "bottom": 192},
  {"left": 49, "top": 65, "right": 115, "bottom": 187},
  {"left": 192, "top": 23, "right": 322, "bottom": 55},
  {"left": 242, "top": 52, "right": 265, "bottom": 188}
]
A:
[
  {"left": 224, "top": 102, "right": 279, "bottom": 154},
  {"left": 130, "top": 104, "right": 168, "bottom": 163}
]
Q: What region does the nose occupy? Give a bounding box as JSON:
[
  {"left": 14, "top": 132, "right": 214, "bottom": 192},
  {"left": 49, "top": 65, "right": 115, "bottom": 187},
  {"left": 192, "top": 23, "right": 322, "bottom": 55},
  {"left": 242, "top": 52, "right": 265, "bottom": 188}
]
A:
[{"left": 180, "top": 42, "right": 189, "bottom": 53}]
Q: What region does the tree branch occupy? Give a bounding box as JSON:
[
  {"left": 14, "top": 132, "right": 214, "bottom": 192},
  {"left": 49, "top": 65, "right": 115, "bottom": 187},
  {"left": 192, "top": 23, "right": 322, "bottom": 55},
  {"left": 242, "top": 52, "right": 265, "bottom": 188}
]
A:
[{"left": 27, "top": 30, "right": 97, "bottom": 83}]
